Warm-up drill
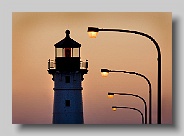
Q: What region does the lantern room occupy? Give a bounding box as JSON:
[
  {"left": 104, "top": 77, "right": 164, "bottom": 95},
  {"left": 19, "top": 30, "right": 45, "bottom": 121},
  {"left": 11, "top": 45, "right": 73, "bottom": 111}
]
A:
[{"left": 54, "top": 30, "right": 81, "bottom": 71}]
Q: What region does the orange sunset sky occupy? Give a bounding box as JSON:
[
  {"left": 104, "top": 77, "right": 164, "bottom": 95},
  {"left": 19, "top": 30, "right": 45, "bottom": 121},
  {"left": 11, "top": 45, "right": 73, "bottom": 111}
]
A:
[{"left": 12, "top": 12, "right": 172, "bottom": 124}]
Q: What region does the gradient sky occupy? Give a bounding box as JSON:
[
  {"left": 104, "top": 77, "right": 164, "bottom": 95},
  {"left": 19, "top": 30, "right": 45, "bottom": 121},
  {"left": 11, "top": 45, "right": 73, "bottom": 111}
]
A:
[{"left": 12, "top": 12, "right": 172, "bottom": 124}]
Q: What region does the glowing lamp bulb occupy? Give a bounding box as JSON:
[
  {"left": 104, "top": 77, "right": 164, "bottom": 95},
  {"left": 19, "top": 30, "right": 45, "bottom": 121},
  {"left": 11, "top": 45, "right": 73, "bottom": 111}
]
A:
[
  {"left": 101, "top": 72, "right": 109, "bottom": 77},
  {"left": 88, "top": 31, "right": 98, "bottom": 38},
  {"left": 108, "top": 95, "right": 114, "bottom": 98},
  {"left": 112, "top": 107, "right": 117, "bottom": 111}
]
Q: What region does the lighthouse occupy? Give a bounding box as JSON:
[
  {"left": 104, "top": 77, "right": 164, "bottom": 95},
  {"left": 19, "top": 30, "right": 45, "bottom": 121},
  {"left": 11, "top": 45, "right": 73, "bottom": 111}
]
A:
[{"left": 47, "top": 30, "right": 88, "bottom": 124}]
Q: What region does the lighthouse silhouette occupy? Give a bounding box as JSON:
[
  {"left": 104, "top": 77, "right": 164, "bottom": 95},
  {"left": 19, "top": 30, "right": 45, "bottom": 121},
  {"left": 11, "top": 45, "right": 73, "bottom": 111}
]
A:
[{"left": 48, "top": 30, "right": 88, "bottom": 124}]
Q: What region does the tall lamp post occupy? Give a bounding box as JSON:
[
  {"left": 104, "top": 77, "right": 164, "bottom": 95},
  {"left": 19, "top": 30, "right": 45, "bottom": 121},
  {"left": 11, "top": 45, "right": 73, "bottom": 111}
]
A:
[
  {"left": 108, "top": 92, "right": 147, "bottom": 124},
  {"left": 101, "top": 68, "right": 152, "bottom": 124},
  {"left": 87, "top": 27, "right": 161, "bottom": 124},
  {"left": 112, "top": 106, "right": 145, "bottom": 124}
]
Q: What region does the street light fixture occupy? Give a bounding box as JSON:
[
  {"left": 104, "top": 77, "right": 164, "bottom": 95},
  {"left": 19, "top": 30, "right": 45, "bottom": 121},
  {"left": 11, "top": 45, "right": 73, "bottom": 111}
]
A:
[
  {"left": 112, "top": 106, "right": 145, "bottom": 124},
  {"left": 112, "top": 106, "right": 117, "bottom": 111},
  {"left": 108, "top": 92, "right": 114, "bottom": 98},
  {"left": 88, "top": 27, "right": 161, "bottom": 124},
  {"left": 101, "top": 68, "right": 152, "bottom": 124},
  {"left": 87, "top": 27, "right": 99, "bottom": 38},
  {"left": 109, "top": 92, "right": 147, "bottom": 124},
  {"left": 101, "top": 69, "right": 109, "bottom": 77}
]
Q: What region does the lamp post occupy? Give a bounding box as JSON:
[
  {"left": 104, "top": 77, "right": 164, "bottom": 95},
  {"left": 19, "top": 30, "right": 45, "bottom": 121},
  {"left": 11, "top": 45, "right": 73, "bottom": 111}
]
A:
[
  {"left": 101, "top": 68, "right": 152, "bottom": 124},
  {"left": 108, "top": 92, "right": 147, "bottom": 124},
  {"left": 112, "top": 106, "right": 144, "bottom": 124},
  {"left": 87, "top": 27, "right": 161, "bottom": 124}
]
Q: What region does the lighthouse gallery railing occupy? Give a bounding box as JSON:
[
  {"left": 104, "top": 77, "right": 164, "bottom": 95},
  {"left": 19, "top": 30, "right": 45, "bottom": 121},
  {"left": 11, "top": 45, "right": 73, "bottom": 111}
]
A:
[{"left": 48, "top": 59, "right": 88, "bottom": 70}]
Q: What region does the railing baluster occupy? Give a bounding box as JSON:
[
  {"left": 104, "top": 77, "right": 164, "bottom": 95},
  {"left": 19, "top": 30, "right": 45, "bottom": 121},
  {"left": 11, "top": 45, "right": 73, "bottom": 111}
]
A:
[{"left": 48, "top": 59, "right": 50, "bottom": 69}]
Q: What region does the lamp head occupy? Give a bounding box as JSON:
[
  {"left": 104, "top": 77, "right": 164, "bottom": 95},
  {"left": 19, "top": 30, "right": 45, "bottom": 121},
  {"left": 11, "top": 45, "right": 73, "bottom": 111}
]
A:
[
  {"left": 101, "top": 69, "right": 110, "bottom": 72},
  {"left": 112, "top": 106, "right": 117, "bottom": 111},
  {"left": 108, "top": 92, "right": 114, "bottom": 98},
  {"left": 101, "top": 69, "right": 110, "bottom": 77},
  {"left": 87, "top": 27, "right": 99, "bottom": 38}
]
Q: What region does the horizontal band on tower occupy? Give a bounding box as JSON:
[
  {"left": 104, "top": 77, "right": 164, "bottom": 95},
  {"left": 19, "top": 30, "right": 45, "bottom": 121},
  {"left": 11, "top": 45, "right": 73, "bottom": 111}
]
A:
[
  {"left": 53, "top": 111, "right": 83, "bottom": 114},
  {"left": 53, "top": 88, "right": 83, "bottom": 91}
]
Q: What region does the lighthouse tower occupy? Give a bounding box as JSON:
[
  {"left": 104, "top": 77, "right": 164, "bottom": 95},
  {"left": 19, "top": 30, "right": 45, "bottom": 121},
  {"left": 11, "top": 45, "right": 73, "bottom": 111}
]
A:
[{"left": 48, "top": 30, "right": 88, "bottom": 124}]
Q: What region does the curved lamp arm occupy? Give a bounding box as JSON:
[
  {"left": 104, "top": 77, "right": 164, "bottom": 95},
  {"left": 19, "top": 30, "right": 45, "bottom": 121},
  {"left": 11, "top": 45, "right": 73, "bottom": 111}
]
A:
[
  {"left": 112, "top": 106, "right": 144, "bottom": 124},
  {"left": 109, "top": 92, "right": 147, "bottom": 124}
]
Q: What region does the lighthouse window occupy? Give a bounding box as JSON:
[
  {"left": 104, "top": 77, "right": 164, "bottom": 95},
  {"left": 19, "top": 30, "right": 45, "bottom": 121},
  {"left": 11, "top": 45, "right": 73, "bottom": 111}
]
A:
[
  {"left": 56, "top": 48, "right": 62, "bottom": 57},
  {"left": 65, "top": 100, "right": 70, "bottom": 107},
  {"left": 73, "top": 48, "right": 79, "bottom": 57},
  {"left": 65, "top": 76, "right": 70, "bottom": 83}
]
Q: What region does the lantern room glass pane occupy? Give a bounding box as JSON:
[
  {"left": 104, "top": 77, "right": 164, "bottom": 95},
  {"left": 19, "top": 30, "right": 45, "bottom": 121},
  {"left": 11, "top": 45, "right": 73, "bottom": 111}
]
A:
[
  {"left": 62, "top": 48, "right": 65, "bottom": 57},
  {"left": 56, "top": 48, "right": 62, "bottom": 57},
  {"left": 56, "top": 48, "right": 66, "bottom": 57},
  {"left": 56, "top": 48, "right": 80, "bottom": 57},
  {"left": 73, "top": 48, "right": 79, "bottom": 57}
]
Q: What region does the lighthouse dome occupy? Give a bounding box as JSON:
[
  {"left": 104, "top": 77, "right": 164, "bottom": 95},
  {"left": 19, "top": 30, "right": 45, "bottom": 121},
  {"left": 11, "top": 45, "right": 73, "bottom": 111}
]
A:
[{"left": 54, "top": 30, "right": 81, "bottom": 48}]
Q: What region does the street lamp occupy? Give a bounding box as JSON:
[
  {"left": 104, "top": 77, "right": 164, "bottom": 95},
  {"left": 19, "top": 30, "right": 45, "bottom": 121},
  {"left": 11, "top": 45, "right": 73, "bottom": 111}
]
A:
[
  {"left": 88, "top": 27, "right": 161, "bottom": 124},
  {"left": 101, "top": 68, "right": 152, "bottom": 124},
  {"left": 108, "top": 92, "right": 147, "bottom": 124},
  {"left": 112, "top": 106, "right": 145, "bottom": 124},
  {"left": 101, "top": 69, "right": 109, "bottom": 77}
]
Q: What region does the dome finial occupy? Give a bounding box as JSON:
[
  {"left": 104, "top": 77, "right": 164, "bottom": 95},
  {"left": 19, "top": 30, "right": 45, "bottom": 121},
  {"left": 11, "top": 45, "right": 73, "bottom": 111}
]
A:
[{"left": 65, "top": 30, "right": 70, "bottom": 37}]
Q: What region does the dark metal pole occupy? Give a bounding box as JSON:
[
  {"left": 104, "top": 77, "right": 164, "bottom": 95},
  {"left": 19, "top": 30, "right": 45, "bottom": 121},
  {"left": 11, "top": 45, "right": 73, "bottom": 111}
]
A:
[{"left": 91, "top": 27, "right": 161, "bottom": 124}]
